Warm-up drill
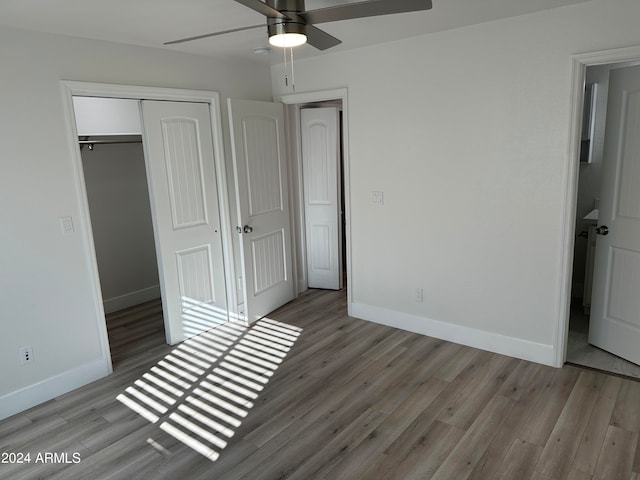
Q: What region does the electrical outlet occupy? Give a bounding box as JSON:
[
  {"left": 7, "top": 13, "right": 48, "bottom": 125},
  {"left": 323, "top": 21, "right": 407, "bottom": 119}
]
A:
[
  {"left": 415, "top": 288, "right": 424, "bottom": 303},
  {"left": 19, "top": 346, "right": 34, "bottom": 365}
]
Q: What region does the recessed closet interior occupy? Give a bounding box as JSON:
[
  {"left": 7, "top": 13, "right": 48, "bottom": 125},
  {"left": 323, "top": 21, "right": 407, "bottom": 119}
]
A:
[{"left": 74, "top": 96, "right": 165, "bottom": 368}]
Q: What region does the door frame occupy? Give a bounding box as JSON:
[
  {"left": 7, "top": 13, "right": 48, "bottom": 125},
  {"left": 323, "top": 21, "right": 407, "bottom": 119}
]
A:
[
  {"left": 276, "top": 88, "right": 353, "bottom": 315},
  {"left": 60, "top": 81, "right": 237, "bottom": 373},
  {"left": 556, "top": 45, "right": 640, "bottom": 367}
]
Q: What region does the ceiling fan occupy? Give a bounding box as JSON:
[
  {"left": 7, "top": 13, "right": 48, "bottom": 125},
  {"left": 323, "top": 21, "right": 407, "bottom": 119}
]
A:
[{"left": 165, "top": 0, "right": 433, "bottom": 50}]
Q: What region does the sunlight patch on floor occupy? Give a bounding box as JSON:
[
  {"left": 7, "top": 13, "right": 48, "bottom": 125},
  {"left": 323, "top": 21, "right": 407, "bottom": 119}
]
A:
[{"left": 117, "top": 316, "right": 302, "bottom": 462}]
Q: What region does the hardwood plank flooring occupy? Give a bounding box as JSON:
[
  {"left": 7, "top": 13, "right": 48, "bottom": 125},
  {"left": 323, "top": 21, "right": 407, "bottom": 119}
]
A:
[
  {"left": 2, "top": 289, "right": 640, "bottom": 479},
  {"left": 105, "top": 299, "right": 166, "bottom": 369}
]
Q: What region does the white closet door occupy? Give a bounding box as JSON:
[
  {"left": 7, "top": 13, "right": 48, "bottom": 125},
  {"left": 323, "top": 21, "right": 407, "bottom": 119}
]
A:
[
  {"left": 589, "top": 65, "right": 640, "bottom": 365},
  {"left": 301, "top": 107, "right": 342, "bottom": 290},
  {"left": 227, "top": 98, "right": 294, "bottom": 323},
  {"left": 141, "top": 100, "right": 227, "bottom": 344}
]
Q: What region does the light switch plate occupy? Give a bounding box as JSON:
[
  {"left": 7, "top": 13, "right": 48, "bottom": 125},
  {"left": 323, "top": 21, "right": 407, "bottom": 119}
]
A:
[
  {"left": 371, "top": 191, "right": 384, "bottom": 206},
  {"left": 60, "top": 216, "right": 74, "bottom": 234}
]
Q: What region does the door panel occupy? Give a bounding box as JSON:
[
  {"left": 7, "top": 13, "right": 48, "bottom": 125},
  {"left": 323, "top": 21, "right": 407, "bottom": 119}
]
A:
[
  {"left": 176, "top": 246, "right": 218, "bottom": 305},
  {"left": 162, "top": 119, "right": 208, "bottom": 228},
  {"left": 141, "top": 100, "right": 227, "bottom": 344},
  {"left": 589, "top": 65, "right": 640, "bottom": 364},
  {"left": 228, "top": 99, "right": 294, "bottom": 323},
  {"left": 301, "top": 107, "right": 342, "bottom": 290},
  {"left": 617, "top": 89, "right": 640, "bottom": 219},
  {"left": 243, "top": 116, "right": 284, "bottom": 215},
  {"left": 251, "top": 229, "right": 287, "bottom": 295}
]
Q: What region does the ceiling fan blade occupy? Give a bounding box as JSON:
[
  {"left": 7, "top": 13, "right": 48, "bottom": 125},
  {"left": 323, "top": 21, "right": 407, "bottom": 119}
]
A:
[
  {"left": 306, "top": 25, "right": 342, "bottom": 51},
  {"left": 164, "top": 24, "right": 264, "bottom": 45},
  {"left": 302, "top": 0, "right": 432, "bottom": 25},
  {"left": 234, "top": 0, "right": 290, "bottom": 19}
]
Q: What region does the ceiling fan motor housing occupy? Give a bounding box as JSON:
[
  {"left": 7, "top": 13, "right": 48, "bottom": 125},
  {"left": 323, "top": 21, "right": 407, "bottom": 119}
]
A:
[
  {"left": 266, "top": 0, "right": 305, "bottom": 14},
  {"left": 267, "top": 0, "right": 307, "bottom": 38}
]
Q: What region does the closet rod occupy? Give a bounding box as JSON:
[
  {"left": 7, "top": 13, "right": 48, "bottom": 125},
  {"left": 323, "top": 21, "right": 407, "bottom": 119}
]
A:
[{"left": 78, "top": 139, "right": 142, "bottom": 145}]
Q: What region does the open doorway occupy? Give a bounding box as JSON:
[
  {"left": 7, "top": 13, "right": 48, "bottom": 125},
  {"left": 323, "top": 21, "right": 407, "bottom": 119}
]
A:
[
  {"left": 566, "top": 62, "right": 640, "bottom": 378},
  {"left": 74, "top": 96, "right": 166, "bottom": 369},
  {"left": 280, "top": 88, "right": 352, "bottom": 308}
]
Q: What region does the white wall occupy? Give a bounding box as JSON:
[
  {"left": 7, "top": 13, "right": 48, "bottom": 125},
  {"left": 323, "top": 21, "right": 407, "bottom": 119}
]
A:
[
  {"left": 0, "top": 26, "right": 272, "bottom": 419},
  {"left": 82, "top": 142, "right": 160, "bottom": 313},
  {"left": 272, "top": 0, "right": 640, "bottom": 365}
]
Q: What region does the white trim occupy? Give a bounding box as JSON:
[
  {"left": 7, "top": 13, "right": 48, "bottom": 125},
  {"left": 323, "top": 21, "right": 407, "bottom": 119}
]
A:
[
  {"left": 60, "top": 82, "right": 113, "bottom": 375},
  {"left": 571, "top": 45, "right": 640, "bottom": 67},
  {"left": 278, "top": 88, "right": 353, "bottom": 316},
  {"left": 285, "top": 103, "right": 307, "bottom": 295},
  {"left": 61, "top": 81, "right": 225, "bottom": 103},
  {"left": 103, "top": 285, "right": 161, "bottom": 314},
  {"left": 282, "top": 103, "right": 306, "bottom": 295},
  {"left": 276, "top": 88, "right": 348, "bottom": 105},
  {"left": 209, "top": 96, "right": 240, "bottom": 321},
  {"left": 353, "top": 303, "right": 555, "bottom": 366},
  {"left": 556, "top": 44, "right": 640, "bottom": 368},
  {"left": 60, "top": 80, "right": 236, "bottom": 378},
  {"left": 0, "top": 359, "right": 110, "bottom": 421}
]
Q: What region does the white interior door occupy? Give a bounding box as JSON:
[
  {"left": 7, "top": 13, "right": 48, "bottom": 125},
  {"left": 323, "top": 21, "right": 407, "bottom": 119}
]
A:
[
  {"left": 227, "top": 99, "right": 294, "bottom": 323},
  {"left": 589, "top": 65, "right": 640, "bottom": 365},
  {"left": 141, "top": 100, "right": 227, "bottom": 345},
  {"left": 301, "top": 107, "right": 343, "bottom": 290}
]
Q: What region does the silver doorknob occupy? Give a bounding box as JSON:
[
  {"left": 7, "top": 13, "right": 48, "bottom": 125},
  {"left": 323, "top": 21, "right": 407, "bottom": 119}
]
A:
[
  {"left": 596, "top": 225, "right": 609, "bottom": 236},
  {"left": 243, "top": 225, "right": 254, "bottom": 233}
]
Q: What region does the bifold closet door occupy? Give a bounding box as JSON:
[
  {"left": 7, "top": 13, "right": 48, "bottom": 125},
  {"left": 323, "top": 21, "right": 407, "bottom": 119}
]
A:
[
  {"left": 141, "top": 100, "right": 227, "bottom": 344},
  {"left": 301, "top": 107, "right": 343, "bottom": 290}
]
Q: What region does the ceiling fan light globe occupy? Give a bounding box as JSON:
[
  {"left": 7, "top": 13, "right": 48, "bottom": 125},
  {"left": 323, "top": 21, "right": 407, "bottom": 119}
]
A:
[{"left": 269, "top": 32, "right": 307, "bottom": 48}]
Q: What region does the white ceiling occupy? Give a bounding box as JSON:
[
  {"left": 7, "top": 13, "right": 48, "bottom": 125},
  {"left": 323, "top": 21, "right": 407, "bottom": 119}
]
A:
[{"left": 0, "top": 0, "right": 590, "bottom": 64}]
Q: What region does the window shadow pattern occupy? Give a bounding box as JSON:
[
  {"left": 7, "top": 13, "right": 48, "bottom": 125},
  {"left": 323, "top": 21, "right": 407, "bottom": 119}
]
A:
[{"left": 116, "top": 312, "right": 302, "bottom": 462}]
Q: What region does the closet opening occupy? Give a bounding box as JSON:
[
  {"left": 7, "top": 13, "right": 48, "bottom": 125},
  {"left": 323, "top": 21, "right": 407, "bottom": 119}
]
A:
[{"left": 74, "top": 97, "right": 166, "bottom": 369}]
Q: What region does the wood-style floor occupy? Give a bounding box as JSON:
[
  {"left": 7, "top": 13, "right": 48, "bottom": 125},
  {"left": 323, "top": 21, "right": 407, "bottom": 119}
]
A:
[
  {"left": 105, "top": 299, "right": 166, "bottom": 370},
  {"left": 2, "top": 289, "right": 640, "bottom": 480}
]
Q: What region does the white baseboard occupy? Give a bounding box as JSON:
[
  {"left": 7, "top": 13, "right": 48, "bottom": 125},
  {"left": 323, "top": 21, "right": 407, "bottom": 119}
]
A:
[
  {"left": 0, "top": 358, "right": 111, "bottom": 421},
  {"left": 351, "top": 302, "right": 556, "bottom": 366},
  {"left": 103, "top": 285, "right": 161, "bottom": 313}
]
